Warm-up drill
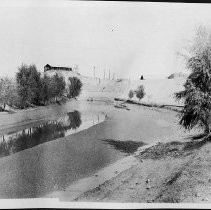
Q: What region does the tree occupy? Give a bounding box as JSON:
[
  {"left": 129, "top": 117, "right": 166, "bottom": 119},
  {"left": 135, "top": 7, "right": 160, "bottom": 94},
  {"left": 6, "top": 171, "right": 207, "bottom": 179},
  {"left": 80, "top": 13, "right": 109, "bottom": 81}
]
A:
[
  {"left": 40, "top": 75, "right": 51, "bottom": 105},
  {"left": 0, "top": 77, "right": 19, "bottom": 110},
  {"left": 47, "top": 76, "right": 58, "bottom": 102},
  {"left": 16, "top": 64, "right": 42, "bottom": 107},
  {"left": 128, "top": 90, "right": 134, "bottom": 99},
  {"left": 135, "top": 85, "right": 145, "bottom": 101},
  {"left": 175, "top": 26, "right": 211, "bottom": 136},
  {"left": 67, "top": 77, "right": 82, "bottom": 99},
  {"left": 52, "top": 73, "right": 66, "bottom": 101}
]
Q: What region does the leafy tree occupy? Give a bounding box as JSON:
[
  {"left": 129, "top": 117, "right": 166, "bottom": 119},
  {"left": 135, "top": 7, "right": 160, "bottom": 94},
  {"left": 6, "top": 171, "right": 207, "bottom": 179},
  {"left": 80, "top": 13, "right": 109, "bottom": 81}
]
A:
[
  {"left": 175, "top": 47, "right": 211, "bottom": 135},
  {"left": 47, "top": 76, "right": 58, "bottom": 102},
  {"left": 67, "top": 77, "right": 82, "bottom": 99},
  {"left": 40, "top": 75, "right": 51, "bottom": 105},
  {"left": 45, "top": 73, "right": 66, "bottom": 102},
  {"left": 135, "top": 85, "right": 145, "bottom": 101},
  {"left": 16, "top": 64, "right": 42, "bottom": 107},
  {"left": 175, "top": 26, "right": 211, "bottom": 136},
  {"left": 128, "top": 90, "right": 134, "bottom": 99},
  {"left": 0, "top": 77, "right": 19, "bottom": 110},
  {"left": 53, "top": 73, "right": 66, "bottom": 100}
]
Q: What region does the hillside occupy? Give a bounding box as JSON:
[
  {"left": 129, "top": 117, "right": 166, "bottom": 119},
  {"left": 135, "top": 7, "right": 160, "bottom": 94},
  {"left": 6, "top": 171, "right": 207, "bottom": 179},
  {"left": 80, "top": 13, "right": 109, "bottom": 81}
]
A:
[{"left": 45, "top": 70, "right": 186, "bottom": 106}]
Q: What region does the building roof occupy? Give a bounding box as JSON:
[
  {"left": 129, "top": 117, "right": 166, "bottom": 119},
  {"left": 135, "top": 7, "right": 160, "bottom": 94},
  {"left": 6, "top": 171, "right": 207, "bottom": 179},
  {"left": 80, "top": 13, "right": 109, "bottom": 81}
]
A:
[{"left": 45, "top": 64, "right": 51, "bottom": 68}]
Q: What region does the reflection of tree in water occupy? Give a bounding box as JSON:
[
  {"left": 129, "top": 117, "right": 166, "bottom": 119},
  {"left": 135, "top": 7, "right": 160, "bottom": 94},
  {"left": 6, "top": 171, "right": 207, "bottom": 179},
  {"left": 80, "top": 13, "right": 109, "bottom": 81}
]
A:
[
  {"left": 66, "top": 110, "right": 81, "bottom": 130},
  {"left": 0, "top": 110, "right": 82, "bottom": 158},
  {"left": 0, "top": 122, "right": 65, "bottom": 157}
]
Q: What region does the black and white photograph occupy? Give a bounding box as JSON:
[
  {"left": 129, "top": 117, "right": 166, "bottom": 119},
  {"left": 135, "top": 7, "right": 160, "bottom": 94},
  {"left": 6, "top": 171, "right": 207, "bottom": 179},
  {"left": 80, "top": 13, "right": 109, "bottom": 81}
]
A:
[{"left": 0, "top": 0, "right": 211, "bottom": 208}]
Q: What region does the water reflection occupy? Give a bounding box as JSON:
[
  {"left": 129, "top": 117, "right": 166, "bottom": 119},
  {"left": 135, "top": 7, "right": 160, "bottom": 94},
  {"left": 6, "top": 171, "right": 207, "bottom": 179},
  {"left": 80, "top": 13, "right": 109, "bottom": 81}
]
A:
[
  {"left": 102, "top": 139, "right": 146, "bottom": 154},
  {"left": 0, "top": 111, "right": 85, "bottom": 157},
  {"left": 66, "top": 111, "right": 82, "bottom": 130}
]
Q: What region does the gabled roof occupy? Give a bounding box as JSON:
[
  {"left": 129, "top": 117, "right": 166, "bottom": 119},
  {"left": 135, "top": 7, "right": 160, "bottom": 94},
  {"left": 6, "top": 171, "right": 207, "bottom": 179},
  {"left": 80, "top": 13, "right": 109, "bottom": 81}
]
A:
[{"left": 45, "top": 64, "right": 51, "bottom": 68}]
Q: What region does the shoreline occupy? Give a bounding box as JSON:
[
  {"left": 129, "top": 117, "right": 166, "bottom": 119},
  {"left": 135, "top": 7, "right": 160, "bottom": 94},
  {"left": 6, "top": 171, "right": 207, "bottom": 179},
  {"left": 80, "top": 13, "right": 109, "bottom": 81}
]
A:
[
  {"left": 41, "top": 103, "right": 207, "bottom": 203},
  {"left": 0, "top": 92, "right": 181, "bottom": 135},
  {"left": 75, "top": 136, "right": 211, "bottom": 203},
  {"left": 45, "top": 142, "right": 161, "bottom": 201}
]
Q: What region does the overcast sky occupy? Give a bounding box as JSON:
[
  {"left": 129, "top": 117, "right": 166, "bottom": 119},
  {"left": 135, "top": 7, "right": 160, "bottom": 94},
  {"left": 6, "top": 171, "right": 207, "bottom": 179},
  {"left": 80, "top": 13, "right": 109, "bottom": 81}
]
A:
[{"left": 0, "top": 1, "right": 211, "bottom": 79}]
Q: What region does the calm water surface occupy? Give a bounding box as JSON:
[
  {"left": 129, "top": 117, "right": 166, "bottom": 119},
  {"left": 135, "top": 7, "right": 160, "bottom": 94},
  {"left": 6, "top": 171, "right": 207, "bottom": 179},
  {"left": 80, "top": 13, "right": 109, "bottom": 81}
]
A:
[
  {"left": 0, "top": 102, "right": 145, "bottom": 198},
  {"left": 0, "top": 110, "right": 105, "bottom": 158}
]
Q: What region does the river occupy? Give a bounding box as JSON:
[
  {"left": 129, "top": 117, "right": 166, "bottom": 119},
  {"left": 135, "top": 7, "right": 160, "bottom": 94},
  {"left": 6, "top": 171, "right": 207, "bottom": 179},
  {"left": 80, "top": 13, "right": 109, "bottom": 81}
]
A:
[{"left": 0, "top": 100, "right": 177, "bottom": 198}]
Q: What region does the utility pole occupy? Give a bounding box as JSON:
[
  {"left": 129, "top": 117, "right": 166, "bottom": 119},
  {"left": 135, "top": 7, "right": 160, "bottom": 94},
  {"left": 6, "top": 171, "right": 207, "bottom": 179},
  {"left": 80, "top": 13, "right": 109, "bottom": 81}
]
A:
[
  {"left": 104, "top": 69, "right": 105, "bottom": 79},
  {"left": 113, "top": 73, "right": 115, "bottom": 80},
  {"left": 109, "top": 69, "right": 110, "bottom": 80},
  {"left": 93, "top": 66, "right": 95, "bottom": 79}
]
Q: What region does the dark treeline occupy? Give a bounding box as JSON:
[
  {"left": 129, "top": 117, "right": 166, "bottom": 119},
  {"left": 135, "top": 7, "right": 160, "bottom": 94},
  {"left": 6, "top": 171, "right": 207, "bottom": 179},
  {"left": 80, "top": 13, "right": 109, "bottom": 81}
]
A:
[{"left": 0, "top": 64, "right": 83, "bottom": 110}]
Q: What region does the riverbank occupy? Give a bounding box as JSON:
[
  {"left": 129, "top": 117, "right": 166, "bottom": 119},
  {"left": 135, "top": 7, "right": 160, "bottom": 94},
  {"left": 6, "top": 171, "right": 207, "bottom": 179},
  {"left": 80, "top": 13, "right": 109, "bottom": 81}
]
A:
[
  {"left": 75, "top": 138, "right": 211, "bottom": 203},
  {"left": 73, "top": 106, "right": 211, "bottom": 203},
  {"left": 40, "top": 103, "right": 211, "bottom": 203}
]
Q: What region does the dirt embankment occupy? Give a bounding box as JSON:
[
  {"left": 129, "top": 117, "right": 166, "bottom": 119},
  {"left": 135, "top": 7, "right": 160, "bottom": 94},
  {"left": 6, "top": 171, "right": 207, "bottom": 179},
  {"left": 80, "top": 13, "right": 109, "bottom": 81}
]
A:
[{"left": 75, "top": 127, "right": 211, "bottom": 203}]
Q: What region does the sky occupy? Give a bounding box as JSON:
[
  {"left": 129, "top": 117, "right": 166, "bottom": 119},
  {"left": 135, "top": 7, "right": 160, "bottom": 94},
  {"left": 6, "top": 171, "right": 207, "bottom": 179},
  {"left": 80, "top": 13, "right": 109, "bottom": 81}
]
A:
[{"left": 0, "top": 1, "right": 211, "bottom": 79}]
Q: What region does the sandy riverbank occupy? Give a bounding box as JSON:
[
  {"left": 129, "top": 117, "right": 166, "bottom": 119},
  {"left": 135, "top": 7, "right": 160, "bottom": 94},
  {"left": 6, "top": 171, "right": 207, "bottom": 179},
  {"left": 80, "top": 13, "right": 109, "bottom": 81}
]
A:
[
  {"left": 75, "top": 139, "right": 211, "bottom": 203},
  {"left": 74, "top": 105, "right": 211, "bottom": 203},
  {"left": 39, "top": 103, "right": 211, "bottom": 203}
]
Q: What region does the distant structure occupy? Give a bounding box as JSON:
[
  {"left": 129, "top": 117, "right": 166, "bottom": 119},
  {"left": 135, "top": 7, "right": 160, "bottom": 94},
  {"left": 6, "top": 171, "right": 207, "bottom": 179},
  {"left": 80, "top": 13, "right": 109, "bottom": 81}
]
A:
[
  {"left": 44, "top": 64, "right": 72, "bottom": 72},
  {"left": 167, "top": 72, "right": 187, "bottom": 79}
]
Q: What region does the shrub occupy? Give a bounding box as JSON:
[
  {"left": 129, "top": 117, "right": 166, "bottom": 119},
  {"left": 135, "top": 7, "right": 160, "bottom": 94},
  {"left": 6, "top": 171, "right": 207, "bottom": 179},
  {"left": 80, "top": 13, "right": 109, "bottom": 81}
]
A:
[
  {"left": 67, "top": 77, "right": 82, "bottom": 99},
  {"left": 128, "top": 90, "right": 134, "bottom": 99},
  {"left": 135, "top": 85, "right": 145, "bottom": 101}
]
